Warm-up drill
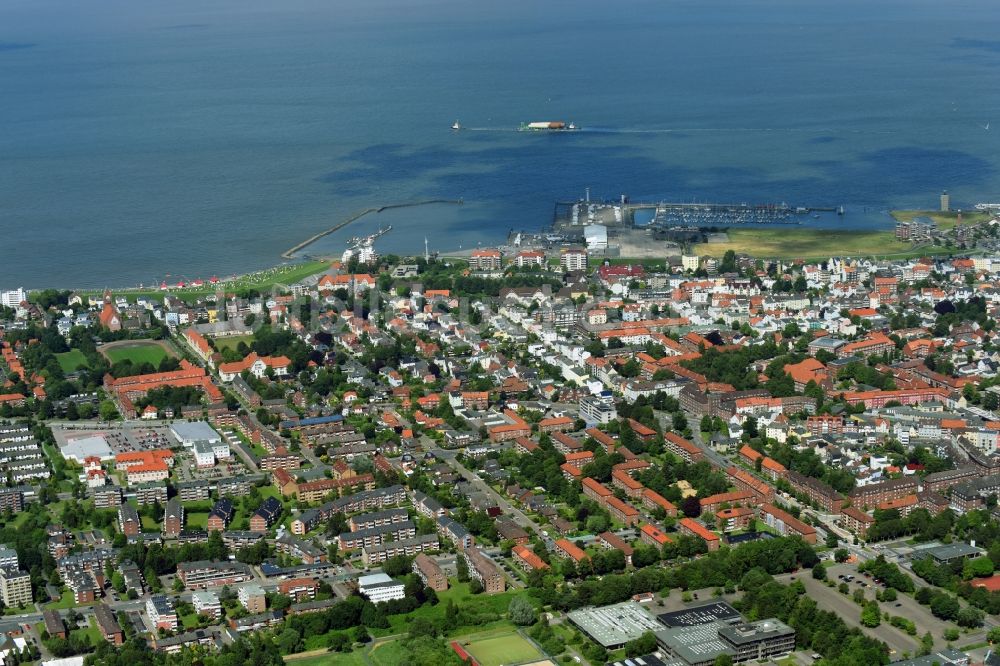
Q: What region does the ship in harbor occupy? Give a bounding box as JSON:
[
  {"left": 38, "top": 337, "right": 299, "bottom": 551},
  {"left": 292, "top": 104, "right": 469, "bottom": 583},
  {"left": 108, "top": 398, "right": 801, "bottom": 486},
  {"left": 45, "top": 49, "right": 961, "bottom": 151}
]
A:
[
  {"left": 518, "top": 121, "right": 578, "bottom": 132},
  {"left": 342, "top": 226, "right": 391, "bottom": 265}
]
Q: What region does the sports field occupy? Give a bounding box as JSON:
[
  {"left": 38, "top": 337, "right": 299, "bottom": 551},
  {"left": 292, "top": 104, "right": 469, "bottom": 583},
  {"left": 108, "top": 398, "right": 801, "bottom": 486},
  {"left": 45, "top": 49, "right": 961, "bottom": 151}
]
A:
[
  {"left": 460, "top": 629, "right": 544, "bottom": 666},
  {"left": 101, "top": 341, "right": 173, "bottom": 366}
]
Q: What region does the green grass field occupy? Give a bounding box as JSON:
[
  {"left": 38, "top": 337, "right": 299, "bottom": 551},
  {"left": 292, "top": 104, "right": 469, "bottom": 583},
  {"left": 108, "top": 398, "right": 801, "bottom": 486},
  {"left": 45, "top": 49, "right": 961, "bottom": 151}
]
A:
[
  {"left": 285, "top": 653, "right": 367, "bottom": 666},
  {"left": 186, "top": 512, "right": 209, "bottom": 529},
  {"left": 56, "top": 349, "right": 90, "bottom": 373},
  {"left": 45, "top": 588, "right": 82, "bottom": 609},
  {"left": 692, "top": 227, "right": 926, "bottom": 260},
  {"left": 213, "top": 335, "right": 254, "bottom": 352},
  {"left": 69, "top": 619, "right": 103, "bottom": 647},
  {"left": 78, "top": 260, "right": 330, "bottom": 304},
  {"left": 103, "top": 342, "right": 172, "bottom": 366},
  {"left": 368, "top": 641, "right": 409, "bottom": 666},
  {"left": 371, "top": 583, "right": 531, "bottom": 638},
  {"left": 141, "top": 515, "right": 160, "bottom": 531},
  {"left": 462, "top": 629, "right": 544, "bottom": 666}
]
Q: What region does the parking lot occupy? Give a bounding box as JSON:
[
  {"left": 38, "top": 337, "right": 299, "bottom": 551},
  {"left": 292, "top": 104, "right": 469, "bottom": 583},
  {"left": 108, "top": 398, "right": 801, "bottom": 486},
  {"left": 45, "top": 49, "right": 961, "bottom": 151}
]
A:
[
  {"left": 777, "top": 562, "right": 944, "bottom": 657},
  {"left": 52, "top": 423, "right": 174, "bottom": 455}
]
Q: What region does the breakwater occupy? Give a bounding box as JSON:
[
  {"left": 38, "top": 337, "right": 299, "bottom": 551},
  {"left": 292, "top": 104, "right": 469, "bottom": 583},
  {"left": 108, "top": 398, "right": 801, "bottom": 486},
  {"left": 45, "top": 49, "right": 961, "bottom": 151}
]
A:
[{"left": 281, "top": 199, "right": 463, "bottom": 259}]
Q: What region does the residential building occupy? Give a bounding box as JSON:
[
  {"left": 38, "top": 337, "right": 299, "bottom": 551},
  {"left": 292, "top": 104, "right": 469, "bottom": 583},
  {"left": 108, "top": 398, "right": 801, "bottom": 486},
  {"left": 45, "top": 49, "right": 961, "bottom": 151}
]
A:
[
  {"left": 207, "top": 498, "right": 234, "bottom": 531},
  {"left": 94, "top": 602, "right": 123, "bottom": 645},
  {"left": 147, "top": 594, "right": 178, "bottom": 631},
  {"left": 678, "top": 518, "right": 720, "bottom": 551},
  {"left": 560, "top": 248, "right": 588, "bottom": 272},
  {"left": 192, "top": 590, "right": 221, "bottom": 618},
  {"left": 250, "top": 497, "right": 282, "bottom": 532},
  {"left": 0, "top": 568, "right": 31, "bottom": 608},
  {"left": 163, "top": 498, "right": 184, "bottom": 538},
  {"left": 118, "top": 504, "right": 141, "bottom": 537},
  {"left": 238, "top": 583, "right": 267, "bottom": 614},
  {"left": 759, "top": 504, "right": 816, "bottom": 544},
  {"left": 462, "top": 546, "right": 505, "bottom": 594},
  {"left": 412, "top": 553, "right": 448, "bottom": 591},
  {"left": 177, "top": 560, "right": 253, "bottom": 590},
  {"left": 278, "top": 578, "right": 319, "bottom": 602}
]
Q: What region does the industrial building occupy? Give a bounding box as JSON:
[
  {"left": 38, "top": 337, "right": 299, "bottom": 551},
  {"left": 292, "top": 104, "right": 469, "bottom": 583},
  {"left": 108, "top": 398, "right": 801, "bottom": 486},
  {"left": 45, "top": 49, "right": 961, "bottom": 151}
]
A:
[
  {"left": 655, "top": 618, "right": 795, "bottom": 666},
  {"left": 357, "top": 573, "right": 405, "bottom": 603},
  {"left": 567, "top": 601, "right": 665, "bottom": 649}
]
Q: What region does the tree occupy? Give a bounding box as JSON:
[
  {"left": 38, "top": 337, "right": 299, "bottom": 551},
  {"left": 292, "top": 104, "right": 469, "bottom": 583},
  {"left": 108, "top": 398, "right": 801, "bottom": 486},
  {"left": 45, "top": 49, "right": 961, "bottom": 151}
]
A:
[
  {"left": 812, "top": 562, "right": 826, "bottom": 581},
  {"left": 834, "top": 548, "right": 849, "bottom": 563},
  {"left": 930, "top": 594, "right": 960, "bottom": 621},
  {"left": 408, "top": 617, "right": 438, "bottom": 639},
  {"left": 861, "top": 601, "right": 881, "bottom": 627},
  {"left": 714, "top": 655, "right": 734, "bottom": 666},
  {"left": 682, "top": 496, "right": 702, "bottom": 518},
  {"left": 508, "top": 596, "right": 536, "bottom": 626},
  {"left": 963, "top": 556, "right": 994, "bottom": 580},
  {"left": 624, "top": 631, "right": 658, "bottom": 658},
  {"left": 443, "top": 599, "right": 459, "bottom": 630},
  {"left": 987, "top": 626, "right": 1000, "bottom": 644},
  {"left": 277, "top": 627, "right": 301, "bottom": 654},
  {"left": 957, "top": 606, "right": 985, "bottom": 628}
]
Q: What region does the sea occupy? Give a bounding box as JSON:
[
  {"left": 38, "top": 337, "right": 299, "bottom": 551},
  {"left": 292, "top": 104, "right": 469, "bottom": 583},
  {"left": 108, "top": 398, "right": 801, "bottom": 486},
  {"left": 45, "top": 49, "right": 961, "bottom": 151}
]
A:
[{"left": 1, "top": 0, "right": 999, "bottom": 288}]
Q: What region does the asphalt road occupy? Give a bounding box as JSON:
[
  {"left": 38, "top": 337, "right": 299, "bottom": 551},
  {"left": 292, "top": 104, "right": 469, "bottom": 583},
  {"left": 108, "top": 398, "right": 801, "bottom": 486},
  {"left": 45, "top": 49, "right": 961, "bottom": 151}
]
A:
[{"left": 429, "top": 441, "right": 555, "bottom": 550}]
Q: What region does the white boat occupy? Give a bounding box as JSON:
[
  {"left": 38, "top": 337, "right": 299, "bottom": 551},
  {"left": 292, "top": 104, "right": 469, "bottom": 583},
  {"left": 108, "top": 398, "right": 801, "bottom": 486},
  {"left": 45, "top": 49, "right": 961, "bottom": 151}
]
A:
[{"left": 451, "top": 121, "right": 461, "bottom": 131}]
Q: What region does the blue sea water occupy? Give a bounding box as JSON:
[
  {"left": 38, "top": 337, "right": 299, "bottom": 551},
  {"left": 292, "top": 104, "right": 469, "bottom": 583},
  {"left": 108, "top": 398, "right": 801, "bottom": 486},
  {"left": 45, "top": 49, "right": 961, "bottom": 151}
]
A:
[{"left": 1, "top": 0, "right": 999, "bottom": 287}]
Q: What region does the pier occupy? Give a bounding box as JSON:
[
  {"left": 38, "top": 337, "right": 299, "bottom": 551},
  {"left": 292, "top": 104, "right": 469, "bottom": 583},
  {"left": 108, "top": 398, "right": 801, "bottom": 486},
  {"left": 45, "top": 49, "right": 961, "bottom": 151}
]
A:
[{"left": 282, "top": 199, "right": 463, "bottom": 259}]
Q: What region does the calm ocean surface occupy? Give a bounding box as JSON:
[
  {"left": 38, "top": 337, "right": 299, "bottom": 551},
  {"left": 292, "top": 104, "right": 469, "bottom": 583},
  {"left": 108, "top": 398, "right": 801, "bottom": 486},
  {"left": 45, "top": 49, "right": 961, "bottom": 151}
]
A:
[{"left": 1, "top": 0, "right": 999, "bottom": 287}]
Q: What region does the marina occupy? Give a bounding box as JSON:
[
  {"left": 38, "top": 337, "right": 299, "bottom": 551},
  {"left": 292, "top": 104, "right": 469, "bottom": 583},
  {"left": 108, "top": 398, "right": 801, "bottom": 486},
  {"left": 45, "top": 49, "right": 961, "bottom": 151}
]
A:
[{"left": 553, "top": 198, "right": 844, "bottom": 230}]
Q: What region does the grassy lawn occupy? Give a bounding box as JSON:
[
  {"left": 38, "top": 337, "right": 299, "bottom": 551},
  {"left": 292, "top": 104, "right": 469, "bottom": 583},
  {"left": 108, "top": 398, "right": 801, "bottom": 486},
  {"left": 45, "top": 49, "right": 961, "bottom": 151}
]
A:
[
  {"left": 213, "top": 335, "right": 254, "bottom": 352},
  {"left": 461, "top": 628, "right": 544, "bottom": 666},
  {"left": 692, "top": 228, "right": 921, "bottom": 260},
  {"left": 103, "top": 342, "right": 171, "bottom": 366},
  {"left": 369, "top": 640, "right": 410, "bottom": 666},
  {"left": 181, "top": 612, "right": 201, "bottom": 630},
  {"left": 141, "top": 515, "right": 160, "bottom": 531},
  {"left": 70, "top": 619, "right": 103, "bottom": 647},
  {"left": 3, "top": 605, "right": 32, "bottom": 616},
  {"left": 373, "top": 582, "right": 530, "bottom": 638},
  {"left": 80, "top": 260, "right": 330, "bottom": 304},
  {"left": 891, "top": 209, "right": 992, "bottom": 230},
  {"left": 187, "top": 512, "right": 209, "bottom": 529},
  {"left": 56, "top": 349, "right": 90, "bottom": 373},
  {"left": 45, "top": 588, "right": 80, "bottom": 610},
  {"left": 8, "top": 511, "right": 33, "bottom": 529}
]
